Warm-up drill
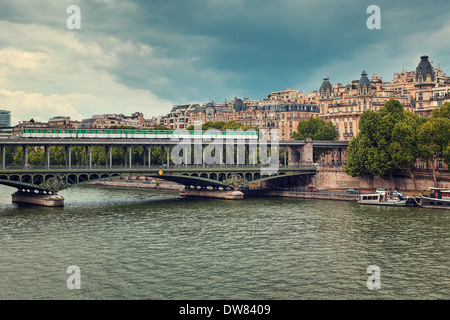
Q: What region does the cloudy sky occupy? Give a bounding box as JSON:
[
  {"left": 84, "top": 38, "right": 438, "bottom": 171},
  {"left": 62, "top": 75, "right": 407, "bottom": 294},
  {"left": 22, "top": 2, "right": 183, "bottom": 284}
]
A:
[{"left": 1, "top": 0, "right": 450, "bottom": 125}]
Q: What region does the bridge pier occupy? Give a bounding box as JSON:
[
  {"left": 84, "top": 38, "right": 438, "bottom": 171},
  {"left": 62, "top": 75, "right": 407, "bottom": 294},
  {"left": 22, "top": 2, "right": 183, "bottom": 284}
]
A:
[
  {"left": 11, "top": 190, "right": 64, "bottom": 207},
  {"left": 287, "top": 138, "right": 314, "bottom": 165},
  {"left": 179, "top": 187, "right": 244, "bottom": 200}
]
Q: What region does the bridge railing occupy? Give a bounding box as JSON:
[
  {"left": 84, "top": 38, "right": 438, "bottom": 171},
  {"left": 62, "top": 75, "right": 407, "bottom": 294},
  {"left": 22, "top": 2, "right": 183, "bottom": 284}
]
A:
[{"left": 0, "top": 164, "right": 317, "bottom": 171}]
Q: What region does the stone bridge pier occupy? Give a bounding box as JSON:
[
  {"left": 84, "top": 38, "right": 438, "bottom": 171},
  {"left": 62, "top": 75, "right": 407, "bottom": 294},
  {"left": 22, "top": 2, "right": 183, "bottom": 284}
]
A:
[{"left": 287, "top": 138, "right": 314, "bottom": 166}]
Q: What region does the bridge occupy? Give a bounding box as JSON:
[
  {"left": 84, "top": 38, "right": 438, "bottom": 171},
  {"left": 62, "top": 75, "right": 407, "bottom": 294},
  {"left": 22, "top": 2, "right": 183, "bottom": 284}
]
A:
[
  {"left": 0, "top": 165, "right": 316, "bottom": 193},
  {"left": 0, "top": 137, "right": 347, "bottom": 205}
]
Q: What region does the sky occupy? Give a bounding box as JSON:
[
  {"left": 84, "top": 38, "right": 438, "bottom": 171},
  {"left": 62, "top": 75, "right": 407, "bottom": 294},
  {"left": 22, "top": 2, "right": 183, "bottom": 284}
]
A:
[{"left": 1, "top": 0, "right": 450, "bottom": 125}]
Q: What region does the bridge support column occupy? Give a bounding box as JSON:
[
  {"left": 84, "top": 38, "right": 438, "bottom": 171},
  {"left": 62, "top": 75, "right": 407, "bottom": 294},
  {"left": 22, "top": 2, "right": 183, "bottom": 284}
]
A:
[
  {"left": 288, "top": 139, "right": 313, "bottom": 166},
  {"left": 89, "top": 146, "right": 92, "bottom": 168},
  {"left": 167, "top": 145, "right": 169, "bottom": 167},
  {"left": 23, "top": 146, "right": 29, "bottom": 167},
  {"left": 143, "top": 146, "right": 146, "bottom": 167},
  {"left": 128, "top": 146, "right": 132, "bottom": 167},
  {"left": 1, "top": 145, "right": 5, "bottom": 169},
  {"left": 45, "top": 146, "right": 50, "bottom": 168},
  {"left": 288, "top": 146, "right": 301, "bottom": 166},
  {"left": 148, "top": 146, "right": 151, "bottom": 167},
  {"left": 300, "top": 138, "right": 314, "bottom": 165},
  {"left": 108, "top": 146, "right": 112, "bottom": 167},
  {"left": 236, "top": 140, "right": 245, "bottom": 166},
  {"left": 249, "top": 141, "right": 257, "bottom": 166},
  {"left": 65, "top": 146, "right": 72, "bottom": 168},
  {"left": 184, "top": 146, "right": 189, "bottom": 167}
]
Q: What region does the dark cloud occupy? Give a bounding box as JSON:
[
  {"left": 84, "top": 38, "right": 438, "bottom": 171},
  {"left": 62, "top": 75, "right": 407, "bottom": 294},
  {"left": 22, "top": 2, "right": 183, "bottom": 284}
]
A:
[{"left": 1, "top": 0, "right": 450, "bottom": 111}]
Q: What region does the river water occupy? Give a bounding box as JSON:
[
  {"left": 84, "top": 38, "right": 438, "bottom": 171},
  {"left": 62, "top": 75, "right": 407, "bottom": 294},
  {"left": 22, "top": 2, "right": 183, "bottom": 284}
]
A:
[{"left": 0, "top": 184, "right": 448, "bottom": 300}]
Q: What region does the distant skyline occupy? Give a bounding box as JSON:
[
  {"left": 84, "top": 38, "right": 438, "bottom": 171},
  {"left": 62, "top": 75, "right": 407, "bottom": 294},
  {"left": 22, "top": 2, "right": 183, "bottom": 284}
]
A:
[{"left": 1, "top": 0, "right": 450, "bottom": 125}]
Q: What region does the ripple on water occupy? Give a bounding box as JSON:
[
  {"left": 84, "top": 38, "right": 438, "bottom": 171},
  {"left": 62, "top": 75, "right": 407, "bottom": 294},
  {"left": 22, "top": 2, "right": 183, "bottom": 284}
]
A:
[{"left": 0, "top": 185, "right": 449, "bottom": 299}]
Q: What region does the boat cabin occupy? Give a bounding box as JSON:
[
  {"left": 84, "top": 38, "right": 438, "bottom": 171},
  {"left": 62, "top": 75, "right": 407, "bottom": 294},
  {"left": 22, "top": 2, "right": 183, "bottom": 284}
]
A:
[
  {"left": 360, "top": 191, "right": 391, "bottom": 204},
  {"left": 428, "top": 188, "right": 450, "bottom": 200}
]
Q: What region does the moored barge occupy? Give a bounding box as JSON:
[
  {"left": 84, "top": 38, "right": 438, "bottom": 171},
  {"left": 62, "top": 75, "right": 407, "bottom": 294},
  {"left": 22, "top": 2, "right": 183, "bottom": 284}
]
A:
[{"left": 420, "top": 187, "right": 450, "bottom": 209}]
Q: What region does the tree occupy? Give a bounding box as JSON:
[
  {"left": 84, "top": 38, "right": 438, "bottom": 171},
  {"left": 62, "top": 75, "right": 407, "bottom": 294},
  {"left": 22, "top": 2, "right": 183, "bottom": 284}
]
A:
[
  {"left": 345, "top": 99, "right": 420, "bottom": 186},
  {"left": 431, "top": 102, "right": 450, "bottom": 119},
  {"left": 444, "top": 145, "right": 450, "bottom": 169},
  {"left": 389, "top": 120, "right": 419, "bottom": 188},
  {"left": 152, "top": 125, "right": 170, "bottom": 130},
  {"left": 417, "top": 117, "right": 450, "bottom": 185},
  {"left": 109, "top": 125, "right": 136, "bottom": 129},
  {"left": 292, "top": 117, "right": 337, "bottom": 162},
  {"left": 186, "top": 120, "right": 258, "bottom": 132},
  {"left": 292, "top": 117, "right": 337, "bottom": 141}
]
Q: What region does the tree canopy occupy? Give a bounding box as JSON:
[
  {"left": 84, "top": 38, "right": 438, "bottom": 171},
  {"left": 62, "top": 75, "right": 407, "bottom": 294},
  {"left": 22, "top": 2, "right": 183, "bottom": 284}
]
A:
[
  {"left": 292, "top": 117, "right": 337, "bottom": 141},
  {"left": 186, "top": 120, "right": 258, "bottom": 131},
  {"left": 345, "top": 99, "right": 419, "bottom": 179},
  {"left": 345, "top": 99, "right": 449, "bottom": 185}
]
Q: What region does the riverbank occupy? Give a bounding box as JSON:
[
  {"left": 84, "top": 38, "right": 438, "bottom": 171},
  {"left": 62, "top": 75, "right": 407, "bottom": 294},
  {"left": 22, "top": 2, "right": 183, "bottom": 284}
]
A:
[{"left": 244, "top": 189, "right": 360, "bottom": 201}]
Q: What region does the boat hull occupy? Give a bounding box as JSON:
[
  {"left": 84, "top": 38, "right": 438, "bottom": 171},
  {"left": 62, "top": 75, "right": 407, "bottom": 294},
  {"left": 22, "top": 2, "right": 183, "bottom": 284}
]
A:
[
  {"left": 358, "top": 200, "right": 407, "bottom": 207},
  {"left": 420, "top": 196, "right": 450, "bottom": 209}
]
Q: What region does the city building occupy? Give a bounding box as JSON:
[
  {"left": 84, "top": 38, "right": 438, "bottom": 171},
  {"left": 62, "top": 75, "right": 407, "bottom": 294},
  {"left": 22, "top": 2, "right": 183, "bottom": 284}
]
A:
[
  {"left": 317, "top": 55, "right": 450, "bottom": 140},
  {"left": 13, "top": 55, "right": 450, "bottom": 145},
  {"left": 48, "top": 116, "right": 75, "bottom": 129},
  {"left": 17, "top": 119, "right": 48, "bottom": 128},
  {"left": 0, "top": 110, "right": 11, "bottom": 127}
]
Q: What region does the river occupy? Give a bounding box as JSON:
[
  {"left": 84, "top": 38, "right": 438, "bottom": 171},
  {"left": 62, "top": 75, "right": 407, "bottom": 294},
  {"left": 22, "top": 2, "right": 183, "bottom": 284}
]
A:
[{"left": 0, "top": 184, "right": 448, "bottom": 300}]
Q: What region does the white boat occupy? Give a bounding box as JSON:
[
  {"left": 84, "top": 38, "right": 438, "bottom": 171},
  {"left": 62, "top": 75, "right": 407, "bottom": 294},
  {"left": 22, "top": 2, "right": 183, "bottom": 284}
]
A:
[{"left": 358, "top": 191, "right": 408, "bottom": 206}]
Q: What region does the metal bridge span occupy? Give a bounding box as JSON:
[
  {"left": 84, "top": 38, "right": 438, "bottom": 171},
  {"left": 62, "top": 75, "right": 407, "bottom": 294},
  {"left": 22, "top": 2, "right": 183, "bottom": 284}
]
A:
[
  {"left": 0, "top": 165, "right": 317, "bottom": 193},
  {"left": 0, "top": 137, "right": 347, "bottom": 205}
]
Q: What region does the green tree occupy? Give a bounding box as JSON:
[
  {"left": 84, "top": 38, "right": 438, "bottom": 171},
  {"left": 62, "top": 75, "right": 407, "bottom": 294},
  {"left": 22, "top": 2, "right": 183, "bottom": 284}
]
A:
[
  {"left": 417, "top": 117, "right": 450, "bottom": 185},
  {"left": 431, "top": 102, "right": 450, "bottom": 119},
  {"left": 153, "top": 125, "right": 170, "bottom": 130},
  {"left": 109, "top": 125, "right": 136, "bottom": 129},
  {"left": 345, "top": 99, "right": 420, "bottom": 186},
  {"left": 12, "top": 147, "right": 23, "bottom": 166},
  {"left": 292, "top": 117, "right": 337, "bottom": 141},
  {"left": 50, "top": 146, "right": 66, "bottom": 165},
  {"left": 389, "top": 120, "right": 419, "bottom": 188},
  {"left": 444, "top": 145, "right": 450, "bottom": 169},
  {"left": 28, "top": 148, "right": 45, "bottom": 166},
  {"left": 292, "top": 117, "right": 337, "bottom": 162},
  {"left": 186, "top": 120, "right": 258, "bottom": 132}
]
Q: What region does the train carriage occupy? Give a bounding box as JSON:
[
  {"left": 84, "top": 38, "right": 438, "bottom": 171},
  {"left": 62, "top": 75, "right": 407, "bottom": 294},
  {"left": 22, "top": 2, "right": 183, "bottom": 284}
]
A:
[{"left": 21, "top": 128, "right": 259, "bottom": 140}]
